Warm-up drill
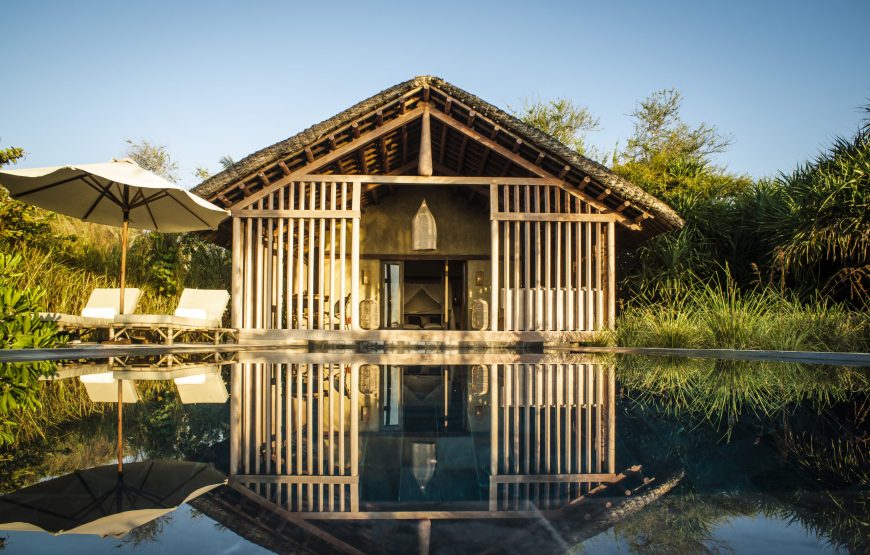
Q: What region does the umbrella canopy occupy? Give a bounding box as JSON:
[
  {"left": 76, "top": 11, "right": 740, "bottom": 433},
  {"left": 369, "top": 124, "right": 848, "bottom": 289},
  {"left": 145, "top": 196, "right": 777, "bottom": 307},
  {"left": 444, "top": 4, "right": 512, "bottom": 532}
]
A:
[
  {"left": 0, "top": 460, "right": 226, "bottom": 537},
  {"left": 0, "top": 158, "right": 228, "bottom": 232},
  {"left": 0, "top": 158, "right": 229, "bottom": 317}
]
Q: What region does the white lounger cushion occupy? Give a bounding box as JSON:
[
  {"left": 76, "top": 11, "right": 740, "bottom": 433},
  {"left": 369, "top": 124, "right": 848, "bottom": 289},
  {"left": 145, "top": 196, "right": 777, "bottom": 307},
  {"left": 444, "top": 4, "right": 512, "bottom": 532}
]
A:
[
  {"left": 81, "top": 307, "right": 116, "bottom": 319},
  {"left": 85, "top": 288, "right": 141, "bottom": 316},
  {"left": 174, "top": 307, "right": 207, "bottom": 320},
  {"left": 175, "top": 289, "right": 230, "bottom": 321},
  {"left": 114, "top": 314, "right": 221, "bottom": 328},
  {"left": 39, "top": 313, "right": 114, "bottom": 327},
  {"left": 39, "top": 287, "right": 141, "bottom": 328},
  {"left": 113, "top": 288, "right": 229, "bottom": 330}
]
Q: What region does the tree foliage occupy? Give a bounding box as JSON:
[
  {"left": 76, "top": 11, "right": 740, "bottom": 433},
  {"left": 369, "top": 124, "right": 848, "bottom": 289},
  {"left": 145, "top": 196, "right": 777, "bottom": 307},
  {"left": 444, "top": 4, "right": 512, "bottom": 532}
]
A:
[
  {"left": 0, "top": 144, "right": 25, "bottom": 167},
  {"left": 763, "top": 132, "right": 870, "bottom": 302},
  {"left": 125, "top": 139, "right": 179, "bottom": 183},
  {"left": 514, "top": 97, "right": 602, "bottom": 159},
  {"left": 614, "top": 88, "right": 749, "bottom": 200}
]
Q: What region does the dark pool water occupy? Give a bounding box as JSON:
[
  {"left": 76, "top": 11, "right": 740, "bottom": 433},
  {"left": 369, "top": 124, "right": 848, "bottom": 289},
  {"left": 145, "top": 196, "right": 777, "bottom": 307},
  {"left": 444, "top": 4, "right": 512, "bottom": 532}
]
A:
[{"left": 0, "top": 351, "right": 866, "bottom": 554}]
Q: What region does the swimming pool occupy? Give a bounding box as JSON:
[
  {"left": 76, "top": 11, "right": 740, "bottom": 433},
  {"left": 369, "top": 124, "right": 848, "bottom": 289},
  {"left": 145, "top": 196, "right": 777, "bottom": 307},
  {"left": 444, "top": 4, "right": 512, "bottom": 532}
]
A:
[{"left": 0, "top": 350, "right": 866, "bottom": 553}]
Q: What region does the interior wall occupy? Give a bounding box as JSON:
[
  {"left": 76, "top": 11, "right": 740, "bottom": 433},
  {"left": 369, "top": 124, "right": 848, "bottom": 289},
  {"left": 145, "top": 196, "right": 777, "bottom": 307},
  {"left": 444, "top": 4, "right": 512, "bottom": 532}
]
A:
[{"left": 360, "top": 186, "right": 490, "bottom": 257}]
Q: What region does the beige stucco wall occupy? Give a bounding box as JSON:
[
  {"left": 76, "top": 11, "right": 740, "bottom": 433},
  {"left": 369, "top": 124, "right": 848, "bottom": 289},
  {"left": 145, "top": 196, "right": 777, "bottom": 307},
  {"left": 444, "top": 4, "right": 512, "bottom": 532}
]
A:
[{"left": 360, "top": 186, "right": 490, "bottom": 256}]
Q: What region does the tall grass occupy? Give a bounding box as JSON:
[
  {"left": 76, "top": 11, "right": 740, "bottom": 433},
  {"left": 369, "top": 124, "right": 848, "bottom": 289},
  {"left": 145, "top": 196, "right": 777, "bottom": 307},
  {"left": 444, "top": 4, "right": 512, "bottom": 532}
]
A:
[
  {"left": 0, "top": 193, "right": 230, "bottom": 315},
  {"left": 617, "top": 277, "right": 869, "bottom": 352}
]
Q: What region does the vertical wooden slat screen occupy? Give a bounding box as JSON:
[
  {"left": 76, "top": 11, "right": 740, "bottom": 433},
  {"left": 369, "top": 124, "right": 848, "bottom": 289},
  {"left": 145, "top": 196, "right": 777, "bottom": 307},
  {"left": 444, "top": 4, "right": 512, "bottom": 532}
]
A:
[
  {"left": 488, "top": 363, "right": 616, "bottom": 511},
  {"left": 231, "top": 362, "right": 360, "bottom": 512},
  {"left": 490, "top": 183, "right": 617, "bottom": 332},
  {"left": 231, "top": 180, "right": 361, "bottom": 331}
]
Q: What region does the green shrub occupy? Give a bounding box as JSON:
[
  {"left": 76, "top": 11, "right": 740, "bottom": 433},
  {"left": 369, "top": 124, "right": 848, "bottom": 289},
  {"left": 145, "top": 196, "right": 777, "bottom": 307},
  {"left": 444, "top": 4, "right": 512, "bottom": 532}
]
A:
[{"left": 0, "top": 253, "right": 61, "bottom": 445}]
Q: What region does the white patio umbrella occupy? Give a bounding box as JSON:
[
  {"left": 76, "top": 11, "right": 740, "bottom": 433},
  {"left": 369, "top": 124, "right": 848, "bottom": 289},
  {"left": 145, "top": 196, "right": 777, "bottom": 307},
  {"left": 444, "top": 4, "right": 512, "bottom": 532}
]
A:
[{"left": 0, "top": 158, "right": 228, "bottom": 314}]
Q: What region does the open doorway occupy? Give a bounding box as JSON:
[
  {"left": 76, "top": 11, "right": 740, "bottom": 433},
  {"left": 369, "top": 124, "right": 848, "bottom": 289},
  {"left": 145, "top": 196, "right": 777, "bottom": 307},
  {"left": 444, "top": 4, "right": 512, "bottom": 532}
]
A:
[{"left": 381, "top": 260, "right": 467, "bottom": 330}]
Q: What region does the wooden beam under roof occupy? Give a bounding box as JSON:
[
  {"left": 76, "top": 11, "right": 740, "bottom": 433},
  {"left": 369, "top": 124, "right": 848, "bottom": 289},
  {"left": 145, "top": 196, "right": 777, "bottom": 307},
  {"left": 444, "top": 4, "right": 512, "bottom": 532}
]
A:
[
  {"left": 419, "top": 107, "right": 433, "bottom": 176},
  {"left": 438, "top": 119, "right": 448, "bottom": 165},
  {"left": 232, "top": 106, "right": 425, "bottom": 210},
  {"left": 457, "top": 136, "right": 469, "bottom": 174},
  {"left": 427, "top": 109, "right": 630, "bottom": 225},
  {"left": 378, "top": 137, "right": 390, "bottom": 173}
]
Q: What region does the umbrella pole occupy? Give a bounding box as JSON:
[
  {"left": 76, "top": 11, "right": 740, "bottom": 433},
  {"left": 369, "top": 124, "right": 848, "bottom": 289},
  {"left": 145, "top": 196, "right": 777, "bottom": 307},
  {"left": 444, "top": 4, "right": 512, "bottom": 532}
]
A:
[
  {"left": 119, "top": 217, "right": 129, "bottom": 315},
  {"left": 118, "top": 379, "right": 124, "bottom": 475}
]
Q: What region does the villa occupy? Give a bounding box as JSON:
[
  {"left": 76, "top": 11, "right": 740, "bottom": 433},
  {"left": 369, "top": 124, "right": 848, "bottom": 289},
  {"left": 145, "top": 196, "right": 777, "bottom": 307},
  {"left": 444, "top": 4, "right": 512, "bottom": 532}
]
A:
[{"left": 193, "top": 76, "right": 683, "bottom": 344}]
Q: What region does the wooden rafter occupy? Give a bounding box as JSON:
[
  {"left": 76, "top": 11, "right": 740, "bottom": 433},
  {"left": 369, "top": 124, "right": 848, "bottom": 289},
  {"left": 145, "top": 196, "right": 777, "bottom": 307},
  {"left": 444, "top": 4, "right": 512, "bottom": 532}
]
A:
[
  {"left": 427, "top": 109, "right": 630, "bottom": 225},
  {"left": 232, "top": 107, "right": 424, "bottom": 210}
]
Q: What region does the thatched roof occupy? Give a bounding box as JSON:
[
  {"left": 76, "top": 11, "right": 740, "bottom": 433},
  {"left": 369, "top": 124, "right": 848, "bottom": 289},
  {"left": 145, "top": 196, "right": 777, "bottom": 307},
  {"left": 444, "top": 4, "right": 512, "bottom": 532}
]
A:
[{"left": 193, "top": 76, "right": 683, "bottom": 237}]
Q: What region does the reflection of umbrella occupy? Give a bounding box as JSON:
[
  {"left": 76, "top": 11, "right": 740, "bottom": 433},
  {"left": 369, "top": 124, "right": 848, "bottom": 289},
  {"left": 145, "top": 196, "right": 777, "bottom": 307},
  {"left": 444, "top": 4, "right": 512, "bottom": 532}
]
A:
[
  {"left": 0, "top": 158, "right": 228, "bottom": 313},
  {"left": 0, "top": 460, "right": 226, "bottom": 537}
]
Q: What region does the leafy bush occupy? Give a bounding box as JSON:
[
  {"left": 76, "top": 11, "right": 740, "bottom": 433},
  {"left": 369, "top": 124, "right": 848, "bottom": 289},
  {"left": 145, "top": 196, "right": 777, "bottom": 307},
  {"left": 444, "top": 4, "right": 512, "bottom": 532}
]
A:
[{"left": 0, "top": 253, "right": 60, "bottom": 445}]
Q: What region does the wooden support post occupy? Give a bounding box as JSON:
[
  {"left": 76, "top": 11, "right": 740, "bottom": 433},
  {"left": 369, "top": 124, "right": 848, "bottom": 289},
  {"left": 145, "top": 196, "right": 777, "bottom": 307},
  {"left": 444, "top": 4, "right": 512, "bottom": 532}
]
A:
[
  {"left": 490, "top": 184, "right": 499, "bottom": 331},
  {"left": 524, "top": 186, "right": 531, "bottom": 331},
  {"left": 277, "top": 189, "right": 284, "bottom": 329},
  {"left": 318, "top": 184, "right": 326, "bottom": 330},
  {"left": 287, "top": 185, "right": 296, "bottom": 329},
  {"left": 329, "top": 184, "right": 336, "bottom": 330},
  {"left": 418, "top": 107, "right": 433, "bottom": 177},
  {"left": 255, "top": 201, "right": 264, "bottom": 329},
  {"left": 118, "top": 219, "right": 130, "bottom": 316},
  {"left": 266, "top": 196, "right": 274, "bottom": 329},
  {"left": 340, "top": 183, "right": 347, "bottom": 330},
  {"left": 607, "top": 221, "right": 616, "bottom": 329},
  {"left": 596, "top": 223, "right": 604, "bottom": 331},
  {"left": 556, "top": 219, "right": 562, "bottom": 330},
  {"left": 566, "top": 214, "right": 573, "bottom": 331},
  {"left": 231, "top": 217, "right": 242, "bottom": 329},
  {"left": 513, "top": 187, "right": 520, "bottom": 332},
  {"left": 351, "top": 181, "right": 361, "bottom": 329},
  {"left": 544, "top": 187, "right": 551, "bottom": 331},
  {"left": 297, "top": 185, "right": 306, "bottom": 329},
  {"left": 585, "top": 218, "right": 593, "bottom": 331},
  {"left": 245, "top": 219, "right": 253, "bottom": 328},
  {"left": 308, "top": 186, "right": 315, "bottom": 331},
  {"left": 534, "top": 187, "right": 542, "bottom": 330}
]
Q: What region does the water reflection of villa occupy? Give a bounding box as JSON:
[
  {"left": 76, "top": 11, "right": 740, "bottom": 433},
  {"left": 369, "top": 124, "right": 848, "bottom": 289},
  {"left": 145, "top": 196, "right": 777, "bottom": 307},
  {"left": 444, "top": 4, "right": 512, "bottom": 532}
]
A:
[{"left": 229, "top": 355, "right": 634, "bottom": 520}]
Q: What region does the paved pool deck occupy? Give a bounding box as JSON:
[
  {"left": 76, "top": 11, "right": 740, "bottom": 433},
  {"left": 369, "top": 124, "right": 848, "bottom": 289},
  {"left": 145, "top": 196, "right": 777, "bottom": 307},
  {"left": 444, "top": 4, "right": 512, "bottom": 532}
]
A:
[{"left": 1, "top": 343, "right": 868, "bottom": 366}]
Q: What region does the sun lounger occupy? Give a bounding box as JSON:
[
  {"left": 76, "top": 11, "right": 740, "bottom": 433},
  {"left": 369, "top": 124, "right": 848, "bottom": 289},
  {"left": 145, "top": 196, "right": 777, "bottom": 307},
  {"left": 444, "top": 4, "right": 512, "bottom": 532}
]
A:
[
  {"left": 39, "top": 288, "right": 141, "bottom": 339},
  {"left": 113, "top": 288, "right": 233, "bottom": 344}
]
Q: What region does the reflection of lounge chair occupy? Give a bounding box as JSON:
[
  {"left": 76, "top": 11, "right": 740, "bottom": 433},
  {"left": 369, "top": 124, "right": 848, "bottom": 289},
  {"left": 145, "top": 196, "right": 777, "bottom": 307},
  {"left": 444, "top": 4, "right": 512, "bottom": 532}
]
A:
[
  {"left": 112, "top": 364, "right": 229, "bottom": 404},
  {"left": 174, "top": 372, "right": 229, "bottom": 404},
  {"left": 79, "top": 372, "right": 140, "bottom": 403},
  {"left": 39, "top": 288, "right": 141, "bottom": 340},
  {"left": 114, "top": 288, "right": 233, "bottom": 344}
]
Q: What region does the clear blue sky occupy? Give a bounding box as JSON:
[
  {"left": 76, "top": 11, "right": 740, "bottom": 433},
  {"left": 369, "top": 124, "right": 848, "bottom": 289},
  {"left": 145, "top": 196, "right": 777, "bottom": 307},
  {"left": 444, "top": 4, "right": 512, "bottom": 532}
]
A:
[{"left": 2, "top": 0, "right": 869, "bottom": 187}]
